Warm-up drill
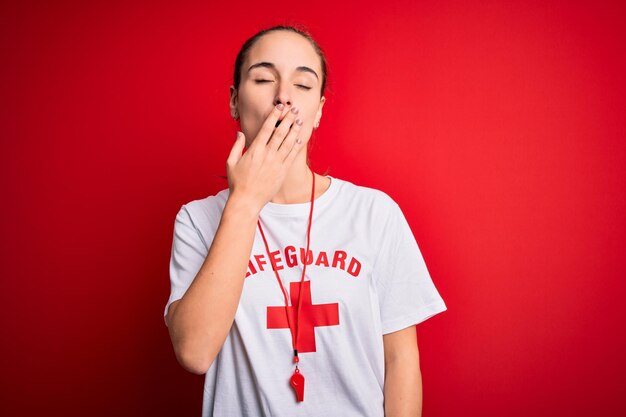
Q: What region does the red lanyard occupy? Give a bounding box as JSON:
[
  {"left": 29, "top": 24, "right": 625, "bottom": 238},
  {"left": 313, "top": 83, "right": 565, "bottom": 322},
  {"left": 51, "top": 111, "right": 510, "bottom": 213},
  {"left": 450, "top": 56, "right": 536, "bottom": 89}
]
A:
[{"left": 256, "top": 166, "right": 315, "bottom": 402}]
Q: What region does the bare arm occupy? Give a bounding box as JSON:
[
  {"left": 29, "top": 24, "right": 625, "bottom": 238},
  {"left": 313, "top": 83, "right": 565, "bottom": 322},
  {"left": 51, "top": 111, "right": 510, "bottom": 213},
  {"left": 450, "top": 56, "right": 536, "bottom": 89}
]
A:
[
  {"left": 166, "top": 196, "right": 260, "bottom": 374},
  {"left": 166, "top": 104, "right": 304, "bottom": 374},
  {"left": 383, "top": 325, "right": 423, "bottom": 417}
]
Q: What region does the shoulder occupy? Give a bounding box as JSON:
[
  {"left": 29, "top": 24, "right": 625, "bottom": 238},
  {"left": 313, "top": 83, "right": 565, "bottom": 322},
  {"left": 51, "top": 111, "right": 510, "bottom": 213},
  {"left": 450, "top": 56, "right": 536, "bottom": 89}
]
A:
[
  {"left": 332, "top": 176, "right": 400, "bottom": 214},
  {"left": 176, "top": 188, "right": 230, "bottom": 229}
]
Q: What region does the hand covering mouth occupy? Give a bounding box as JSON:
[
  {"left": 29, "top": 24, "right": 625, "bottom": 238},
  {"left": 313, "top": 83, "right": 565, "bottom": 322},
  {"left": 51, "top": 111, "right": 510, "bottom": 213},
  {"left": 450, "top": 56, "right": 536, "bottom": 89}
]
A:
[{"left": 275, "top": 113, "right": 287, "bottom": 128}]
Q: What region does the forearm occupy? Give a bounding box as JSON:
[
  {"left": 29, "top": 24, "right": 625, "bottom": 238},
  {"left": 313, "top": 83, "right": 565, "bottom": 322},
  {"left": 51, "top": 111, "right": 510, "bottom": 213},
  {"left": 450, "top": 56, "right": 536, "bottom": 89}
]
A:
[
  {"left": 384, "top": 359, "right": 423, "bottom": 417},
  {"left": 168, "top": 194, "right": 260, "bottom": 374},
  {"left": 167, "top": 103, "right": 305, "bottom": 374}
]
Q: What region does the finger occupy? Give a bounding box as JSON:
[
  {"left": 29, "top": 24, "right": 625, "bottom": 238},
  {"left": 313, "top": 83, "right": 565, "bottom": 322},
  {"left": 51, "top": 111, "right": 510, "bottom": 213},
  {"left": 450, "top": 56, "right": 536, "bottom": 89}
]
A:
[
  {"left": 277, "top": 116, "right": 303, "bottom": 159},
  {"left": 282, "top": 130, "right": 306, "bottom": 167},
  {"left": 250, "top": 104, "right": 285, "bottom": 151},
  {"left": 267, "top": 106, "right": 299, "bottom": 152},
  {"left": 227, "top": 131, "right": 246, "bottom": 167}
]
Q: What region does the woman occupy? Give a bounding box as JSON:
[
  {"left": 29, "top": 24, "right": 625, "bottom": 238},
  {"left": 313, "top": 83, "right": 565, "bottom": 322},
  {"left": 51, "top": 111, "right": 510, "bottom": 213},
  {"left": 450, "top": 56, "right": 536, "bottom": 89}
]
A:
[{"left": 164, "top": 25, "right": 446, "bottom": 417}]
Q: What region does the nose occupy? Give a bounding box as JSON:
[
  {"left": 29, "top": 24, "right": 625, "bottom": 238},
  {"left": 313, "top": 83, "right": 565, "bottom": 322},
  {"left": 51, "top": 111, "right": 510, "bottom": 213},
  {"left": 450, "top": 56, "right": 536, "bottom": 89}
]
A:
[{"left": 273, "top": 81, "right": 292, "bottom": 109}]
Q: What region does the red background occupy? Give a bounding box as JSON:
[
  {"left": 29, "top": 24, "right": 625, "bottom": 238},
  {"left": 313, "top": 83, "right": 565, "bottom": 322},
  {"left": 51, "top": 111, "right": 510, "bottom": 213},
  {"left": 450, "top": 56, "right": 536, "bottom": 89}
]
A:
[{"left": 1, "top": 1, "right": 625, "bottom": 416}]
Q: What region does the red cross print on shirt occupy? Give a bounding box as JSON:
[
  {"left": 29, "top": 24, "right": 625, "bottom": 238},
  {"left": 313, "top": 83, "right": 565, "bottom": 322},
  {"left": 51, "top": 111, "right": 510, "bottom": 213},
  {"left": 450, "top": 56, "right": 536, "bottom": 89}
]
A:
[{"left": 266, "top": 281, "right": 340, "bottom": 353}]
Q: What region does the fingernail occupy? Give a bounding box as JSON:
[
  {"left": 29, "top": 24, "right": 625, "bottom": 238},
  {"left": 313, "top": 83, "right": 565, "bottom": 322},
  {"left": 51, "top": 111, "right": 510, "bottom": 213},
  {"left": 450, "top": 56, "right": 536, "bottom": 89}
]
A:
[
  {"left": 296, "top": 138, "right": 302, "bottom": 144},
  {"left": 291, "top": 106, "right": 299, "bottom": 114},
  {"left": 236, "top": 131, "right": 242, "bottom": 140},
  {"left": 296, "top": 118, "right": 303, "bottom": 126},
  {"left": 276, "top": 103, "right": 284, "bottom": 110}
]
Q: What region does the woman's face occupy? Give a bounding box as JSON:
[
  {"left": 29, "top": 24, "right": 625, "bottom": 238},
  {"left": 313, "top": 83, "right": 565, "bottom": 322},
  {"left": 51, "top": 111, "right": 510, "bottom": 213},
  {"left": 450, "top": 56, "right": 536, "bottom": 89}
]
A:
[{"left": 230, "top": 31, "right": 325, "bottom": 148}]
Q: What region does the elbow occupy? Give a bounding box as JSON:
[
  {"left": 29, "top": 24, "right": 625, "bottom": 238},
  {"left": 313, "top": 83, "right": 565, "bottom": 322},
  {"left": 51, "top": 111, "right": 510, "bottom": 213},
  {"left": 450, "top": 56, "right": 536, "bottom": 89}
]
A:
[
  {"left": 175, "top": 347, "right": 214, "bottom": 375},
  {"left": 171, "top": 332, "right": 218, "bottom": 375},
  {"left": 181, "top": 360, "right": 210, "bottom": 376},
  {"left": 166, "top": 304, "right": 220, "bottom": 375}
]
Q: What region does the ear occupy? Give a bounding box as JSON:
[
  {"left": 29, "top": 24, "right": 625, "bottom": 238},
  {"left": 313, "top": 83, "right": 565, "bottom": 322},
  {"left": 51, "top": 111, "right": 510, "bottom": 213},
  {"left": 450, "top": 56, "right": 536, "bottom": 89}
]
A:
[
  {"left": 314, "top": 96, "right": 325, "bottom": 127},
  {"left": 229, "top": 85, "right": 239, "bottom": 119}
]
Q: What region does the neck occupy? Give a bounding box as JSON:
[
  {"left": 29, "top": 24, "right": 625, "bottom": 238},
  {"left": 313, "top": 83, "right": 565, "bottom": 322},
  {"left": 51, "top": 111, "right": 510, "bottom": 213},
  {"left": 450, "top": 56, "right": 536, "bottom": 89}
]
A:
[{"left": 271, "top": 161, "right": 314, "bottom": 205}]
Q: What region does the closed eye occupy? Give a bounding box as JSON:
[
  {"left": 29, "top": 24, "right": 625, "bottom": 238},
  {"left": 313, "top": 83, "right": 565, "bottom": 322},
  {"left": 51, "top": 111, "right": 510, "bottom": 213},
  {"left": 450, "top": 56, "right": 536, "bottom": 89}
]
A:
[{"left": 254, "top": 80, "right": 311, "bottom": 91}]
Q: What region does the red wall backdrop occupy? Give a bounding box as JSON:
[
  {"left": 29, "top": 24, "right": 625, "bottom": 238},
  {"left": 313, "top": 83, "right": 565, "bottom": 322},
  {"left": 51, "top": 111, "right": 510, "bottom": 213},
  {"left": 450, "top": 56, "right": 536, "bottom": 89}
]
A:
[{"left": 1, "top": 1, "right": 625, "bottom": 416}]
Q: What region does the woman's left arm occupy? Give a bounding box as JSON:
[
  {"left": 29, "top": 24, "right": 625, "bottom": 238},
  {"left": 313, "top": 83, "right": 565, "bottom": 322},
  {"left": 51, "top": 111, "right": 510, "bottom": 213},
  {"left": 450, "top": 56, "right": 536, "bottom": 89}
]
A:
[{"left": 383, "top": 325, "right": 422, "bottom": 417}]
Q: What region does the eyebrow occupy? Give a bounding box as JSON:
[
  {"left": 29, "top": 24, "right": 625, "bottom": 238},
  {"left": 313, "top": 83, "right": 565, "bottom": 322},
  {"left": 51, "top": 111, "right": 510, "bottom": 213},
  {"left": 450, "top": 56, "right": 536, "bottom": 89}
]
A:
[{"left": 248, "top": 61, "right": 319, "bottom": 80}]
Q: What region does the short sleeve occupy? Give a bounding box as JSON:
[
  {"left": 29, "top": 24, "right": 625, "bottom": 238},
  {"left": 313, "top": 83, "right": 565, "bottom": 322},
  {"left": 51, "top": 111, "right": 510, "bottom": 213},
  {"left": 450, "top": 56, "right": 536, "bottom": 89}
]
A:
[
  {"left": 163, "top": 204, "right": 211, "bottom": 326},
  {"left": 372, "top": 202, "right": 447, "bottom": 334}
]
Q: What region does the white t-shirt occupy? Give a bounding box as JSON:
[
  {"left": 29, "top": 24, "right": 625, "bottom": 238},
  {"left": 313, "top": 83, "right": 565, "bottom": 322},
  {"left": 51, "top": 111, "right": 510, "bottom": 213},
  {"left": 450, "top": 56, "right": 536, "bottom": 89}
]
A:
[{"left": 164, "top": 176, "right": 447, "bottom": 417}]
